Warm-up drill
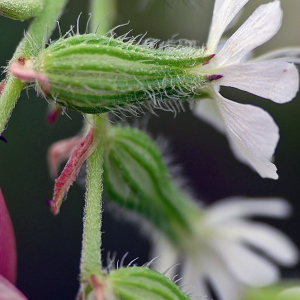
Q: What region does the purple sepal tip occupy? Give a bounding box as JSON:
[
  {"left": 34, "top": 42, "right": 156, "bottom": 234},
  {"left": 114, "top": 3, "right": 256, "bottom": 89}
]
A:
[
  {"left": 0, "top": 136, "right": 7, "bottom": 143},
  {"left": 202, "top": 54, "right": 216, "bottom": 65},
  {"left": 207, "top": 74, "right": 223, "bottom": 81},
  {"left": 47, "top": 107, "right": 62, "bottom": 125}
]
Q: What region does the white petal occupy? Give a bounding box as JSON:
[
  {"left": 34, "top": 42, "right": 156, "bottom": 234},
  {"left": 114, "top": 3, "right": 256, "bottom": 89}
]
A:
[
  {"left": 180, "top": 257, "right": 209, "bottom": 299},
  {"left": 149, "top": 236, "right": 179, "bottom": 279},
  {"left": 251, "top": 47, "right": 300, "bottom": 64},
  {"left": 0, "top": 275, "right": 28, "bottom": 300},
  {"left": 193, "top": 98, "right": 226, "bottom": 134},
  {"left": 214, "top": 1, "right": 282, "bottom": 67},
  {"left": 213, "top": 0, "right": 226, "bottom": 15},
  {"left": 194, "top": 94, "right": 281, "bottom": 177},
  {"left": 217, "top": 220, "right": 299, "bottom": 267},
  {"left": 182, "top": 247, "right": 243, "bottom": 300},
  {"left": 219, "top": 61, "right": 299, "bottom": 103},
  {"left": 211, "top": 239, "right": 280, "bottom": 286},
  {"left": 213, "top": 1, "right": 244, "bottom": 33},
  {"left": 205, "top": 197, "right": 291, "bottom": 224},
  {"left": 216, "top": 38, "right": 256, "bottom": 63},
  {"left": 207, "top": 0, "right": 250, "bottom": 54},
  {"left": 214, "top": 92, "right": 279, "bottom": 179},
  {"left": 204, "top": 251, "right": 243, "bottom": 300}
]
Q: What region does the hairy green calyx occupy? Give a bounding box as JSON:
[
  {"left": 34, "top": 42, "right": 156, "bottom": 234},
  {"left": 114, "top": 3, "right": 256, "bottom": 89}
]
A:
[
  {"left": 108, "top": 267, "right": 191, "bottom": 300},
  {"left": 102, "top": 125, "right": 200, "bottom": 244},
  {"left": 79, "top": 266, "right": 193, "bottom": 300},
  {"left": 33, "top": 32, "right": 211, "bottom": 114}
]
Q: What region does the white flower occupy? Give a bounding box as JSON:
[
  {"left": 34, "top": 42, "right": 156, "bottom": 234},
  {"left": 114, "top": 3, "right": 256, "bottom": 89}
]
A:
[
  {"left": 150, "top": 198, "right": 299, "bottom": 300},
  {"left": 192, "top": 0, "right": 300, "bottom": 179}
]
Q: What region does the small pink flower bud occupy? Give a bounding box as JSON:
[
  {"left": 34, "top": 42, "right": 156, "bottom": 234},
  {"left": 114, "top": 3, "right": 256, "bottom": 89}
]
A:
[
  {"left": 47, "top": 107, "right": 62, "bottom": 125},
  {"left": 48, "top": 136, "right": 84, "bottom": 178},
  {"left": 9, "top": 57, "right": 49, "bottom": 94},
  {"left": 49, "top": 127, "right": 95, "bottom": 215}
]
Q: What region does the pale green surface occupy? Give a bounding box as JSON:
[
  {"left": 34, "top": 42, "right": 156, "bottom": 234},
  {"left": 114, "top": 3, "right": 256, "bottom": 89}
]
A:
[
  {"left": 0, "top": 0, "right": 44, "bottom": 21},
  {"left": 89, "top": 0, "right": 116, "bottom": 34},
  {"left": 80, "top": 140, "right": 104, "bottom": 280},
  {"left": 243, "top": 283, "right": 300, "bottom": 300}
]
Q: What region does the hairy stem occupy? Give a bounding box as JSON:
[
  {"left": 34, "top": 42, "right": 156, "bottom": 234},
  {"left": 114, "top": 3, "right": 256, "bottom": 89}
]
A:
[
  {"left": 80, "top": 142, "right": 104, "bottom": 280},
  {"left": 0, "top": 0, "right": 68, "bottom": 135},
  {"left": 80, "top": 116, "right": 109, "bottom": 280}
]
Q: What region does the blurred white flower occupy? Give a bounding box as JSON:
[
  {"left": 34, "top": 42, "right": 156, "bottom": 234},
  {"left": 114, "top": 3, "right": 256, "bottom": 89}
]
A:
[
  {"left": 151, "top": 197, "right": 299, "bottom": 300},
  {"left": 193, "top": 0, "right": 300, "bottom": 179}
]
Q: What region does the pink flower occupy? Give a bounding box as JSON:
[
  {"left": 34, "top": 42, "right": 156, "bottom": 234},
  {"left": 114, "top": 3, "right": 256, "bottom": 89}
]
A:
[{"left": 0, "top": 189, "right": 27, "bottom": 299}]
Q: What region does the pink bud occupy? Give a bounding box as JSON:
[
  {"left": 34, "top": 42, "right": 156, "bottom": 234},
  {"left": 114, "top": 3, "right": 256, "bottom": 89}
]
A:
[
  {"left": 49, "top": 127, "right": 95, "bottom": 215},
  {"left": 9, "top": 57, "right": 49, "bottom": 94},
  {"left": 47, "top": 107, "right": 62, "bottom": 125},
  {"left": 48, "top": 136, "right": 84, "bottom": 178},
  {"left": 0, "top": 189, "right": 17, "bottom": 284},
  {"left": 90, "top": 275, "right": 105, "bottom": 300}
]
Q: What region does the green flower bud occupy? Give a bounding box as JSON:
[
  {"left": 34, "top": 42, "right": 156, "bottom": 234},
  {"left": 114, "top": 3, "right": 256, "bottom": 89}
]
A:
[
  {"left": 33, "top": 33, "right": 212, "bottom": 114},
  {"left": 107, "top": 266, "right": 191, "bottom": 300},
  {"left": 81, "top": 267, "right": 191, "bottom": 300},
  {"left": 102, "top": 125, "right": 200, "bottom": 244},
  {"left": 0, "top": 0, "right": 44, "bottom": 20}
]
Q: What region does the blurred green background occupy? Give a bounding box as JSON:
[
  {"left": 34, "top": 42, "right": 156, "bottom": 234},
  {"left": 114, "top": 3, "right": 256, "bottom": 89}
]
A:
[{"left": 0, "top": 0, "right": 300, "bottom": 299}]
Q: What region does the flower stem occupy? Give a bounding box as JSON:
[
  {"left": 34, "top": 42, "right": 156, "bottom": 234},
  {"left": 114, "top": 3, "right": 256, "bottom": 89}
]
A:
[
  {"left": 80, "top": 143, "right": 103, "bottom": 280},
  {"left": 0, "top": 0, "right": 69, "bottom": 135},
  {"left": 89, "top": 0, "right": 116, "bottom": 35},
  {"left": 80, "top": 116, "right": 109, "bottom": 281}
]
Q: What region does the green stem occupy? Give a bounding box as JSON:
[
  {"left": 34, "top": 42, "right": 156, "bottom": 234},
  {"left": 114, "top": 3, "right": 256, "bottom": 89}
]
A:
[
  {"left": 89, "top": 0, "right": 116, "bottom": 35},
  {"left": 80, "top": 116, "right": 110, "bottom": 281},
  {"left": 0, "top": 0, "right": 69, "bottom": 135},
  {"left": 80, "top": 143, "right": 103, "bottom": 280}
]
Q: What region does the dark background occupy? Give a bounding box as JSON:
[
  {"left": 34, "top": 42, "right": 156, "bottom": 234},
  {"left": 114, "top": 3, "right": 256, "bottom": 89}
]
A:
[{"left": 0, "top": 0, "right": 300, "bottom": 299}]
